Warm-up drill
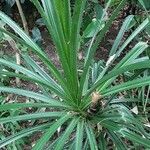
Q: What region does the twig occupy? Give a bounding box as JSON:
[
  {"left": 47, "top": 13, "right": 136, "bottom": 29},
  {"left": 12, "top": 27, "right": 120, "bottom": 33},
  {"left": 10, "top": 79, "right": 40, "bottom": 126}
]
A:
[
  {"left": 15, "top": 0, "right": 29, "bottom": 35},
  {"left": 8, "top": 39, "right": 21, "bottom": 86},
  {"left": 15, "top": 0, "right": 29, "bottom": 85}
]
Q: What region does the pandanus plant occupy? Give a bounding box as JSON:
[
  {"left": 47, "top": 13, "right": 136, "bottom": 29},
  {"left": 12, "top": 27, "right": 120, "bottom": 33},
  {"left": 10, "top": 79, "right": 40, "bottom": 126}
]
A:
[{"left": 0, "top": 0, "right": 150, "bottom": 149}]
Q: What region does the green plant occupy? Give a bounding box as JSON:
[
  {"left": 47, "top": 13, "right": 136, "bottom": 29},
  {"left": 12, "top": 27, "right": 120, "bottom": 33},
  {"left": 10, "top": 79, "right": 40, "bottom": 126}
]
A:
[{"left": 0, "top": 0, "right": 150, "bottom": 149}]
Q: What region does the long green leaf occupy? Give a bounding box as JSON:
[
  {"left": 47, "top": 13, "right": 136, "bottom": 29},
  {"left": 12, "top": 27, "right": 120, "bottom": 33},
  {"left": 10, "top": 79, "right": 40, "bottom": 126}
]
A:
[
  {"left": 22, "top": 54, "right": 63, "bottom": 92},
  {"left": 97, "top": 41, "right": 148, "bottom": 93},
  {"left": 96, "top": 15, "right": 134, "bottom": 81},
  {"left": 0, "top": 71, "right": 66, "bottom": 99},
  {"left": 0, "top": 58, "right": 43, "bottom": 81},
  {"left": 102, "top": 76, "right": 150, "bottom": 96},
  {"left": 0, "top": 103, "right": 53, "bottom": 111},
  {"left": 0, "top": 11, "right": 67, "bottom": 93},
  {"left": 85, "top": 123, "right": 98, "bottom": 150},
  {"left": 108, "top": 130, "right": 127, "bottom": 150},
  {"left": 0, "top": 87, "right": 68, "bottom": 107},
  {"left": 0, "top": 112, "right": 64, "bottom": 124},
  {"left": 98, "top": 132, "right": 107, "bottom": 150},
  {"left": 116, "top": 18, "right": 149, "bottom": 58},
  {"left": 120, "top": 129, "right": 150, "bottom": 148},
  {"left": 55, "top": 0, "right": 71, "bottom": 42},
  {"left": 69, "top": 0, "right": 87, "bottom": 99},
  {"left": 0, "top": 123, "right": 51, "bottom": 149},
  {"left": 41, "top": 0, "right": 71, "bottom": 82},
  {"left": 97, "top": 41, "right": 148, "bottom": 92},
  {"left": 116, "top": 42, "right": 148, "bottom": 68},
  {"left": 79, "top": 0, "right": 126, "bottom": 97},
  {"left": 83, "top": 59, "right": 150, "bottom": 99},
  {"left": 32, "top": 114, "right": 70, "bottom": 150},
  {"left": 75, "top": 120, "right": 84, "bottom": 150},
  {"left": 109, "top": 15, "right": 134, "bottom": 56},
  {"left": 54, "top": 118, "right": 79, "bottom": 150}
]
